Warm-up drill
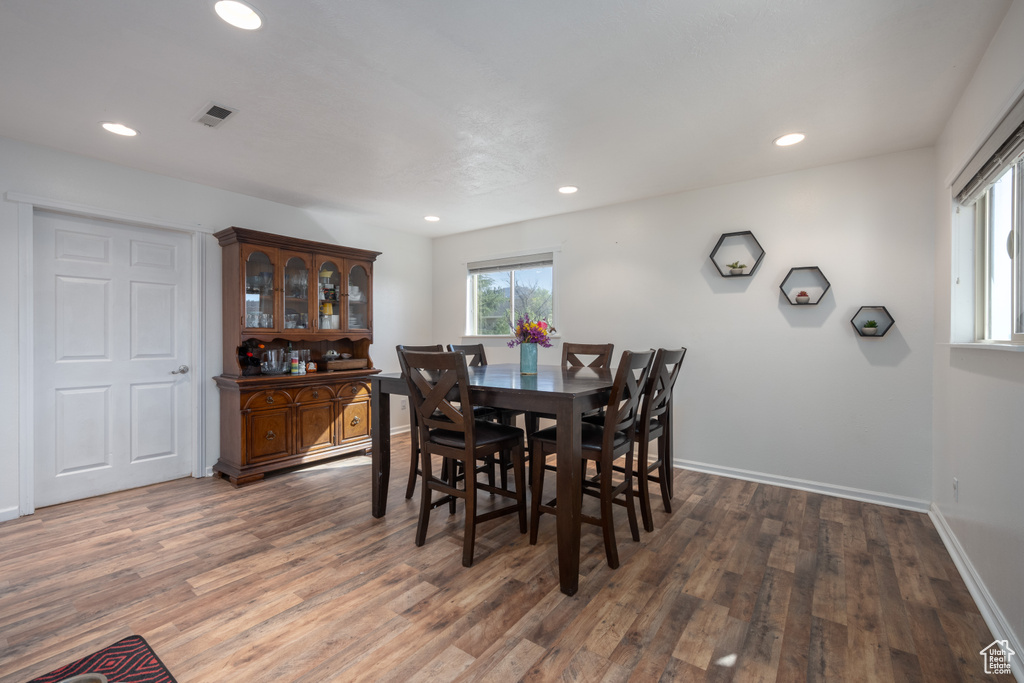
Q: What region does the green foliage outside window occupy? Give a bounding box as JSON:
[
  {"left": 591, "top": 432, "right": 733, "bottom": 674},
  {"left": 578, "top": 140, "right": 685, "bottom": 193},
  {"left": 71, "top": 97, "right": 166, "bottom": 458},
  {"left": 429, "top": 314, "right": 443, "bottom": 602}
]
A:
[{"left": 471, "top": 266, "right": 553, "bottom": 335}]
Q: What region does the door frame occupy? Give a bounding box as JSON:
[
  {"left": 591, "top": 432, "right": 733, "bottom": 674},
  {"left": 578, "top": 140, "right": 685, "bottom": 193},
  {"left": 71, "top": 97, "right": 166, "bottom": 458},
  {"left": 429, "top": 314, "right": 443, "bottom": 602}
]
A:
[{"left": 12, "top": 192, "right": 210, "bottom": 517}]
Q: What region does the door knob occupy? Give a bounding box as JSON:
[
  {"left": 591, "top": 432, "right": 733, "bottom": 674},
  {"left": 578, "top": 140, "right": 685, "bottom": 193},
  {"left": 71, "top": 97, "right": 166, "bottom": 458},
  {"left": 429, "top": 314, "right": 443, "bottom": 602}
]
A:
[{"left": 171, "top": 364, "right": 190, "bottom": 375}]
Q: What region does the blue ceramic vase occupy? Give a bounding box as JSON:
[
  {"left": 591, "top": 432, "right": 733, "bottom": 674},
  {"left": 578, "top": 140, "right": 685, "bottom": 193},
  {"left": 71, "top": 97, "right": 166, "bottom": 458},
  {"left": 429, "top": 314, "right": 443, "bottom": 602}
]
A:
[{"left": 520, "top": 343, "right": 538, "bottom": 375}]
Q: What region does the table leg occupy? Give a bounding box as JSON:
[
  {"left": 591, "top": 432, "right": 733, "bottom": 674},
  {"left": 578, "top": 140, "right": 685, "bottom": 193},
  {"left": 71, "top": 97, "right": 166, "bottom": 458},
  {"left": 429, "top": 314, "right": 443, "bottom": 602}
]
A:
[
  {"left": 554, "top": 399, "right": 583, "bottom": 596},
  {"left": 371, "top": 380, "right": 391, "bottom": 518}
]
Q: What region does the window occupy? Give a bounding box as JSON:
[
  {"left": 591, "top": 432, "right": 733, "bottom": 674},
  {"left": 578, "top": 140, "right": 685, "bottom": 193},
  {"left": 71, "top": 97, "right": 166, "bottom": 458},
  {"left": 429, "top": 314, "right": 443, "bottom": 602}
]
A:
[
  {"left": 972, "top": 158, "right": 1024, "bottom": 342},
  {"left": 467, "top": 253, "right": 554, "bottom": 336},
  {"left": 953, "top": 90, "right": 1024, "bottom": 343}
]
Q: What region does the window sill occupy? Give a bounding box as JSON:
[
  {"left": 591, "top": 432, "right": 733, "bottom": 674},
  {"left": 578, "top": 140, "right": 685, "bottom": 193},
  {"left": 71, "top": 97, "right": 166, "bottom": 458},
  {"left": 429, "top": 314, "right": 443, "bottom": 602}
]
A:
[
  {"left": 461, "top": 334, "right": 562, "bottom": 341},
  {"left": 948, "top": 342, "right": 1024, "bottom": 352}
]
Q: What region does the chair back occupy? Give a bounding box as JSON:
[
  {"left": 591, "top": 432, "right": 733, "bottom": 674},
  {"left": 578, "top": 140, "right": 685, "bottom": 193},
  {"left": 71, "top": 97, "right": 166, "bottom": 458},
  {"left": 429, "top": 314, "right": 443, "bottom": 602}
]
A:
[
  {"left": 641, "top": 347, "right": 686, "bottom": 427},
  {"left": 562, "top": 342, "right": 614, "bottom": 369},
  {"left": 397, "top": 344, "right": 443, "bottom": 354},
  {"left": 448, "top": 343, "right": 487, "bottom": 366},
  {"left": 602, "top": 349, "right": 654, "bottom": 447},
  {"left": 397, "top": 349, "right": 475, "bottom": 447}
]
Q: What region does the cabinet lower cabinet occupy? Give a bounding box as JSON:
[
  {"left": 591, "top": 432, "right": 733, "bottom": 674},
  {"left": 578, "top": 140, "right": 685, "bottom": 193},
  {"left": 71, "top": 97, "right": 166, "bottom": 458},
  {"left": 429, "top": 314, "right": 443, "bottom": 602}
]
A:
[{"left": 214, "top": 375, "right": 373, "bottom": 486}]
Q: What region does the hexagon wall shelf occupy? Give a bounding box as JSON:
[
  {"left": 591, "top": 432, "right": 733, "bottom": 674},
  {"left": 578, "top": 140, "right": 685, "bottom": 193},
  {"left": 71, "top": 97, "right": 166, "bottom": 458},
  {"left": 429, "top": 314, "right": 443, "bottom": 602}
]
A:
[
  {"left": 709, "top": 231, "right": 765, "bottom": 277},
  {"left": 851, "top": 306, "right": 895, "bottom": 337},
  {"left": 780, "top": 266, "right": 831, "bottom": 305}
]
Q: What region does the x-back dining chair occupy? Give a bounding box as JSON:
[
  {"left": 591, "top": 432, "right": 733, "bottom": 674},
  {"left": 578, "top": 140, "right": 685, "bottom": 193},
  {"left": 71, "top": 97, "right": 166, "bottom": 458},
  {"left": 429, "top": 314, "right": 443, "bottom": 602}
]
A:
[
  {"left": 448, "top": 343, "right": 524, "bottom": 488},
  {"left": 399, "top": 349, "right": 527, "bottom": 567},
  {"left": 397, "top": 344, "right": 443, "bottom": 499},
  {"left": 526, "top": 341, "right": 615, "bottom": 436},
  {"left": 562, "top": 342, "right": 615, "bottom": 369},
  {"left": 528, "top": 348, "right": 654, "bottom": 569},
  {"left": 627, "top": 347, "right": 686, "bottom": 532}
]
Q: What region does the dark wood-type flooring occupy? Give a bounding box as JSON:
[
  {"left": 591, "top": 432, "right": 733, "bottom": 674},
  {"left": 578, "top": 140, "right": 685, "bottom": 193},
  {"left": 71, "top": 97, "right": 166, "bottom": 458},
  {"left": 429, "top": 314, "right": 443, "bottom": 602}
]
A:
[{"left": 0, "top": 434, "right": 1010, "bottom": 682}]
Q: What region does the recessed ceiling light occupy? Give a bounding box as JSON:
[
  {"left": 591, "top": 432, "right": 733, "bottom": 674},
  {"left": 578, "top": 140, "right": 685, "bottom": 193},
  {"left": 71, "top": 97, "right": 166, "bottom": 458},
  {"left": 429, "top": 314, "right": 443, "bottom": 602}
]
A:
[
  {"left": 424, "top": 216, "right": 440, "bottom": 222},
  {"left": 215, "top": 0, "right": 263, "bottom": 30},
  {"left": 773, "top": 133, "right": 805, "bottom": 147},
  {"left": 558, "top": 186, "right": 578, "bottom": 194},
  {"left": 101, "top": 122, "right": 138, "bottom": 137}
]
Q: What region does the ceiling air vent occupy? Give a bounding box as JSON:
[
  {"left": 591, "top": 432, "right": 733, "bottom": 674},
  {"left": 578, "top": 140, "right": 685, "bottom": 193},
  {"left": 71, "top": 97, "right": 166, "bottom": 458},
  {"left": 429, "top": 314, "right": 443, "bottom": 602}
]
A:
[{"left": 194, "top": 103, "right": 236, "bottom": 128}]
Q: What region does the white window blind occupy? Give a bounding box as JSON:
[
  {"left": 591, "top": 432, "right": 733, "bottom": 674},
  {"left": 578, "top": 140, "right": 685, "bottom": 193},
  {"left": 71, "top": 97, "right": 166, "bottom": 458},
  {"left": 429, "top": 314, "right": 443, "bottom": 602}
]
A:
[
  {"left": 467, "top": 253, "right": 554, "bottom": 275},
  {"left": 953, "top": 91, "right": 1024, "bottom": 205}
]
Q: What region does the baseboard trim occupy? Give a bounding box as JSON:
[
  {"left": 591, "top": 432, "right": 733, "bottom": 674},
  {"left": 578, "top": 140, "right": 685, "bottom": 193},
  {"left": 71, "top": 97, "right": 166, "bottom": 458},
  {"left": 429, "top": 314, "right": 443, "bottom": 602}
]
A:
[
  {"left": 676, "top": 459, "right": 930, "bottom": 512},
  {"left": 929, "top": 504, "right": 1023, "bottom": 681},
  {"left": 0, "top": 506, "right": 20, "bottom": 523}
]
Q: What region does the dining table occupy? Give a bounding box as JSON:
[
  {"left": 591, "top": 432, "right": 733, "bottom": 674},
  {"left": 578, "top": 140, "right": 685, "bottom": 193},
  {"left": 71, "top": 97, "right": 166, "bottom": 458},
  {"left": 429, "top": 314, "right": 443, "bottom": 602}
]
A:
[{"left": 370, "top": 362, "right": 614, "bottom": 596}]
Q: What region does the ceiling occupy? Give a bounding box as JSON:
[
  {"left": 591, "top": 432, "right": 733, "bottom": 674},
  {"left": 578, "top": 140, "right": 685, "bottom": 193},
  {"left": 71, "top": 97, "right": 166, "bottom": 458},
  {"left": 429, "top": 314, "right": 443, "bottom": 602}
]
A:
[{"left": 0, "top": 0, "right": 1012, "bottom": 237}]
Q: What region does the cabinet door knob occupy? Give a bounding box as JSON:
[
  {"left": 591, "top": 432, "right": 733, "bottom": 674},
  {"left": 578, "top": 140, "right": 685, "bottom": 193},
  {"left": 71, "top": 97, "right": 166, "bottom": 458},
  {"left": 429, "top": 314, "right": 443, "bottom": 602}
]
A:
[
  {"left": 266, "top": 395, "right": 275, "bottom": 404},
  {"left": 312, "top": 390, "right": 319, "bottom": 398},
  {"left": 351, "top": 385, "right": 359, "bottom": 394},
  {"left": 351, "top": 416, "right": 361, "bottom": 426},
  {"left": 266, "top": 430, "right": 277, "bottom": 441}
]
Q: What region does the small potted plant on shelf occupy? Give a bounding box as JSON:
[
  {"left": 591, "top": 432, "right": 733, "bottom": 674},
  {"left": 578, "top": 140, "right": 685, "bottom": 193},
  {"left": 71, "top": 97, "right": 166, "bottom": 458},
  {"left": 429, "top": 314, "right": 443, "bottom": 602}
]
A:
[
  {"left": 726, "top": 261, "right": 747, "bottom": 275},
  {"left": 862, "top": 320, "right": 879, "bottom": 336},
  {"left": 796, "top": 290, "right": 810, "bottom": 304}
]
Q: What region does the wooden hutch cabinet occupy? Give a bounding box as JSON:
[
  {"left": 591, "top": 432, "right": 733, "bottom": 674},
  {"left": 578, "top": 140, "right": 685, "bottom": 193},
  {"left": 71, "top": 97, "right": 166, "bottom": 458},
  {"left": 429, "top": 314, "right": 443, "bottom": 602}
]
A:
[{"left": 213, "top": 227, "right": 381, "bottom": 485}]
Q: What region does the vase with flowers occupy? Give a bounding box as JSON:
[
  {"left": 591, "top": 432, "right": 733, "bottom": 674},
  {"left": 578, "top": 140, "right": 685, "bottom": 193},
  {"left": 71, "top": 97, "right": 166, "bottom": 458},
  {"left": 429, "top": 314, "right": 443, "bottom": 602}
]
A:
[{"left": 508, "top": 315, "right": 554, "bottom": 374}]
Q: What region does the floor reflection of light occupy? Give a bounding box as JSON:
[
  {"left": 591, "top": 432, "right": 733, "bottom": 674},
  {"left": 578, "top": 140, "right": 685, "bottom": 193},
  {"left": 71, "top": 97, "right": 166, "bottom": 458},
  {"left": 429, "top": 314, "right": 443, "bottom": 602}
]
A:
[
  {"left": 309, "top": 456, "right": 371, "bottom": 470},
  {"left": 715, "top": 653, "right": 738, "bottom": 667}
]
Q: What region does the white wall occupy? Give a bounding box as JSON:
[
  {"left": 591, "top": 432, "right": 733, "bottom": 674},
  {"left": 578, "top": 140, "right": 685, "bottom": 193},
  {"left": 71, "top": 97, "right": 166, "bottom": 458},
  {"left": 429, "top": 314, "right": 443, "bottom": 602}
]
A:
[
  {"left": 933, "top": 0, "right": 1024, "bottom": 657},
  {"left": 433, "top": 147, "right": 936, "bottom": 508},
  {"left": 0, "top": 135, "right": 432, "bottom": 520}
]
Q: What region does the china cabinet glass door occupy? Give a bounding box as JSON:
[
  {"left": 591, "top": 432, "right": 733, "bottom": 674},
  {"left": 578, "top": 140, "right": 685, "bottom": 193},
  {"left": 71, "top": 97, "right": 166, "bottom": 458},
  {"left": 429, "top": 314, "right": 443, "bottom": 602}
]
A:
[
  {"left": 347, "top": 263, "right": 370, "bottom": 330},
  {"left": 317, "top": 260, "right": 342, "bottom": 330},
  {"left": 244, "top": 249, "right": 276, "bottom": 330},
  {"left": 283, "top": 253, "right": 312, "bottom": 330}
]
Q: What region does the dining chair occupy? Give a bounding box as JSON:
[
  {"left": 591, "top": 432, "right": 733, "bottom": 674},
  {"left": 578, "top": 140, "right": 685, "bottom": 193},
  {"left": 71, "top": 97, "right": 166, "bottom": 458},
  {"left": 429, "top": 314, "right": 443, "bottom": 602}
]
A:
[
  {"left": 449, "top": 343, "right": 524, "bottom": 489},
  {"left": 399, "top": 349, "right": 528, "bottom": 567},
  {"left": 526, "top": 341, "right": 616, "bottom": 437},
  {"left": 562, "top": 342, "right": 615, "bottom": 369},
  {"left": 628, "top": 347, "right": 686, "bottom": 532},
  {"left": 528, "top": 348, "right": 654, "bottom": 569},
  {"left": 446, "top": 344, "right": 499, "bottom": 420},
  {"left": 397, "top": 344, "right": 443, "bottom": 499}
]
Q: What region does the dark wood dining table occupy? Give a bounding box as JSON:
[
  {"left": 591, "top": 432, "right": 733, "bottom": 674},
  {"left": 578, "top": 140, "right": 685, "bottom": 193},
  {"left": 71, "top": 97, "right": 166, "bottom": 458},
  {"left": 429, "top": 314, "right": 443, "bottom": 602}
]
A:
[{"left": 370, "top": 362, "right": 614, "bottom": 596}]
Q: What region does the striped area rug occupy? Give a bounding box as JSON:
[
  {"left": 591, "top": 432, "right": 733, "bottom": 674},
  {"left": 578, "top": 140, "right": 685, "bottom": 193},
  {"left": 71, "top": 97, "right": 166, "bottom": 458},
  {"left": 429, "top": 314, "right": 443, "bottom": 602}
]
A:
[{"left": 27, "top": 635, "right": 176, "bottom": 683}]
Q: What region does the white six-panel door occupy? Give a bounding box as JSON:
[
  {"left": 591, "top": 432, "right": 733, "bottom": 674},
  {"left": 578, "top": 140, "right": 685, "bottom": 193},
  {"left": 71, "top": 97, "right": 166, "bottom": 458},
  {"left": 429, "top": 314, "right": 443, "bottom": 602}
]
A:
[{"left": 33, "top": 211, "right": 193, "bottom": 507}]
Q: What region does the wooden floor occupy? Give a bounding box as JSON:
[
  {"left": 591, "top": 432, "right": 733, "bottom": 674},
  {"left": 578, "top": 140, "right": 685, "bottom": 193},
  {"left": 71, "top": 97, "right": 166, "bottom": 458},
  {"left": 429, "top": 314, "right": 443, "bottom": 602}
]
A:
[{"left": 0, "top": 434, "right": 1010, "bottom": 682}]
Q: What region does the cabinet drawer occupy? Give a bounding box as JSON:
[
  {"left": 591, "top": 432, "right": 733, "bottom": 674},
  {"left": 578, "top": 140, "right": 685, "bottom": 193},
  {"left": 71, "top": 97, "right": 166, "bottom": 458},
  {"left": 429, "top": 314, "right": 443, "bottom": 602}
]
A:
[
  {"left": 339, "top": 380, "right": 370, "bottom": 399},
  {"left": 243, "top": 390, "right": 293, "bottom": 410},
  {"left": 341, "top": 400, "right": 369, "bottom": 440},
  {"left": 295, "top": 385, "right": 333, "bottom": 404},
  {"left": 247, "top": 408, "right": 291, "bottom": 463}
]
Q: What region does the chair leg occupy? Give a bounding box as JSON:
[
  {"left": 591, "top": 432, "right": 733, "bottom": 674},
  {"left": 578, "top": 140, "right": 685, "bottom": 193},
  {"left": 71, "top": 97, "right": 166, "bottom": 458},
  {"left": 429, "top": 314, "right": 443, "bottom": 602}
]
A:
[
  {"left": 525, "top": 412, "right": 539, "bottom": 437},
  {"left": 636, "top": 438, "right": 654, "bottom": 532},
  {"left": 447, "top": 460, "right": 459, "bottom": 515},
  {"left": 529, "top": 440, "right": 545, "bottom": 544},
  {"left": 513, "top": 444, "right": 527, "bottom": 533},
  {"left": 599, "top": 461, "right": 619, "bottom": 569},
  {"left": 622, "top": 450, "right": 640, "bottom": 542},
  {"left": 405, "top": 427, "right": 420, "bottom": 499},
  {"left": 499, "top": 449, "right": 510, "bottom": 490},
  {"left": 485, "top": 453, "right": 496, "bottom": 495},
  {"left": 415, "top": 447, "right": 432, "bottom": 546},
  {"left": 463, "top": 459, "right": 477, "bottom": 567},
  {"left": 624, "top": 476, "right": 640, "bottom": 543},
  {"left": 499, "top": 412, "right": 516, "bottom": 492},
  {"left": 658, "top": 435, "right": 673, "bottom": 513}
]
